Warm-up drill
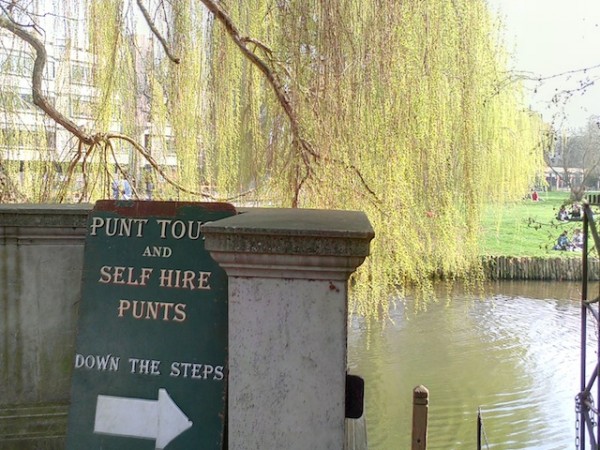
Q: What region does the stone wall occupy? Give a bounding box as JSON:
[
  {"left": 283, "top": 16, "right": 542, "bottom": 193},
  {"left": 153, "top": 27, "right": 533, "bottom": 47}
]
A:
[{"left": 0, "top": 205, "right": 91, "bottom": 449}]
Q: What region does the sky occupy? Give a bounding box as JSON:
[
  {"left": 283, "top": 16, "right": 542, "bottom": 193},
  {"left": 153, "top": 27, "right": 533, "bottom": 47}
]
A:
[{"left": 487, "top": 0, "right": 600, "bottom": 132}]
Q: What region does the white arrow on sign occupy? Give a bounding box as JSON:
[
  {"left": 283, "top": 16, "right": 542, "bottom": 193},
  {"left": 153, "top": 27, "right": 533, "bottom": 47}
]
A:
[{"left": 94, "top": 388, "right": 192, "bottom": 449}]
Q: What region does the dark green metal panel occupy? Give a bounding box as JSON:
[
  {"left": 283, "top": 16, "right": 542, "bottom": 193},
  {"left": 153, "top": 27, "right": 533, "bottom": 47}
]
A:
[{"left": 66, "top": 201, "right": 235, "bottom": 450}]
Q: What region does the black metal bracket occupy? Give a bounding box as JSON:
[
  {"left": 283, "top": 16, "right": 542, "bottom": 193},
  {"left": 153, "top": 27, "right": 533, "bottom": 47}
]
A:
[{"left": 345, "top": 374, "right": 364, "bottom": 419}]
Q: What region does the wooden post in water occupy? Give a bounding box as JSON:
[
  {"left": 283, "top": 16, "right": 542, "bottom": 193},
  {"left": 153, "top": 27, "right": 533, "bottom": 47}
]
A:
[
  {"left": 477, "top": 408, "right": 482, "bottom": 450},
  {"left": 412, "top": 385, "right": 429, "bottom": 450}
]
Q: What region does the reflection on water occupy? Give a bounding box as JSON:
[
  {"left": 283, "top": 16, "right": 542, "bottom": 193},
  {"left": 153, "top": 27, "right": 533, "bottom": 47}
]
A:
[{"left": 348, "top": 281, "right": 597, "bottom": 450}]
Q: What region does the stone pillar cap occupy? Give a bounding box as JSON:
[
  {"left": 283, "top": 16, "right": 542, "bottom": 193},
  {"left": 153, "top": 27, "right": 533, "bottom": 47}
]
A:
[{"left": 202, "top": 208, "right": 375, "bottom": 280}]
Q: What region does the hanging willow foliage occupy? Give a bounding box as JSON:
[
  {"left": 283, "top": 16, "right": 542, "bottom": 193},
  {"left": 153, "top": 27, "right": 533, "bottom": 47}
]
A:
[{"left": 0, "top": 0, "right": 545, "bottom": 315}]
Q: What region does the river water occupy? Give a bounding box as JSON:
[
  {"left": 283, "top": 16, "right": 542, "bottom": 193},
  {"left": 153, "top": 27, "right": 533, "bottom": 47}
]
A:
[{"left": 347, "top": 281, "right": 596, "bottom": 449}]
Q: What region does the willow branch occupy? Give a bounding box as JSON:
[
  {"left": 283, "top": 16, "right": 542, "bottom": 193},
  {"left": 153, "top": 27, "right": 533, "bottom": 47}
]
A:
[
  {"left": 0, "top": 3, "right": 35, "bottom": 28},
  {"left": 199, "top": 0, "right": 317, "bottom": 157},
  {"left": 241, "top": 36, "right": 273, "bottom": 56},
  {"left": 0, "top": 14, "right": 95, "bottom": 145},
  {"left": 493, "top": 63, "right": 600, "bottom": 102},
  {"left": 109, "top": 132, "right": 257, "bottom": 201},
  {"left": 200, "top": 0, "right": 381, "bottom": 204},
  {"left": 104, "top": 132, "right": 214, "bottom": 199},
  {"left": 135, "top": 0, "right": 180, "bottom": 64},
  {"left": 0, "top": 160, "right": 26, "bottom": 201},
  {"left": 533, "top": 63, "right": 600, "bottom": 83}
]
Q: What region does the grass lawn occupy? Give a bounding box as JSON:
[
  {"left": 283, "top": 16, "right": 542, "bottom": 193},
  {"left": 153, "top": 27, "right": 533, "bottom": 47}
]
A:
[{"left": 480, "top": 190, "right": 594, "bottom": 257}]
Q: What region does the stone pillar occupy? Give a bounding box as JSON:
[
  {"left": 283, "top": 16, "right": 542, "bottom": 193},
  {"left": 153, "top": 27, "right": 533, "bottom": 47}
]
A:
[{"left": 202, "top": 208, "right": 374, "bottom": 450}]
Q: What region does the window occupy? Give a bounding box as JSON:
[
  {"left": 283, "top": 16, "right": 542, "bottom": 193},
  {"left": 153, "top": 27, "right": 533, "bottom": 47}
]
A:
[
  {"left": 70, "top": 95, "right": 94, "bottom": 118},
  {"left": 0, "top": 128, "right": 54, "bottom": 151},
  {"left": 1, "top": 53, "right": 34, "bottom": 76},
  {"left": 46, "top": 60, "right": 56, "bottom": 79},
  {"left": 0, "top": 90, "right": 34, "bottom": 112},
  {"left": 70, "top": 63, "right": 92, "bottom": 85}
]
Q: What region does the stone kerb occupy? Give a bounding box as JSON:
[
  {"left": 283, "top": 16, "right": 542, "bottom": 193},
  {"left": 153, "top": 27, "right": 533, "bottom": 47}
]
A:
[{"left": 202, "top": 207, "right": 375, "bottom": 450}]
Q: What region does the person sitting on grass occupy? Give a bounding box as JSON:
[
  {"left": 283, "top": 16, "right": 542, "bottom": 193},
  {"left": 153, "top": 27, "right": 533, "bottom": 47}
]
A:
[
  {"left": 570, "top": 203, "right": 582, "bottom": 220},
  {"left": 553, "top": 230, "right": 571, "bottom": 251},
  {"left": 557, "top": 205, "right": 569, "bottom": 221},
  {"left": 571, "top": 229, "right": 584, "bottom": 251}
]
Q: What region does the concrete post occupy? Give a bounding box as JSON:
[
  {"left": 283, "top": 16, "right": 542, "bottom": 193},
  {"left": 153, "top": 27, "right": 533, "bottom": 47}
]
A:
[{"left": 202, "top": 208, "right": 374, "bottom": 450}]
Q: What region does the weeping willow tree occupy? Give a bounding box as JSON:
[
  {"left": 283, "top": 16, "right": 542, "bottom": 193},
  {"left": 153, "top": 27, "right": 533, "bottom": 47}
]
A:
[{"left": 0, "top": 0, "right": 545, "bottom": 315}]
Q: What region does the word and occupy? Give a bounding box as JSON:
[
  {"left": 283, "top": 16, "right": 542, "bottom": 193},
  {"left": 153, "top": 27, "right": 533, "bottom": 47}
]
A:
[
  {"left": 74, "top": 353, "right": 224, "bottom": 381},
  {"left": 142, "top": 246, "right": 172, "bottom": 258}
]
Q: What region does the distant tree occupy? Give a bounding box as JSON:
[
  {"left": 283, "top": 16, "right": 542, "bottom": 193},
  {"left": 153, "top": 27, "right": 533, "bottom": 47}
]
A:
[{"left": 547, "top": 115, "right": 600, "bottom": 200}]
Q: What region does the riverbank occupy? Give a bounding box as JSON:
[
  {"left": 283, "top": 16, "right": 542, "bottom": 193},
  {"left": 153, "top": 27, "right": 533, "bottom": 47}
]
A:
[
  {"left": 480, "top": 190, "right": 594, "bottom": 258},
  {"left": 479, "top": 190, "right": 600, "bottom": 280},
  {"left": 482, "top": 255, "right": 597, "bottom": 281}
]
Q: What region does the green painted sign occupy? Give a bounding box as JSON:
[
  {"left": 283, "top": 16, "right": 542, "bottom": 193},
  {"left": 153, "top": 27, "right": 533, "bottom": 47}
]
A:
[{"left": 66, "top": 201, "right": 235, "bottom": 450}]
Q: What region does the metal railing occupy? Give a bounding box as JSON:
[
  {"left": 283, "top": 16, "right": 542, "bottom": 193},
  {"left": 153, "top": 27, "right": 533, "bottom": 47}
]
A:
[{"left": 576, "top": 200, "right": 600, "bottom": 449}]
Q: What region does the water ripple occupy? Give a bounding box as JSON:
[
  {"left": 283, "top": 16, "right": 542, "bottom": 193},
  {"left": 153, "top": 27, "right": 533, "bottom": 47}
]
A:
[{"left": 348, "top": 281, "right": 593, "bottom": 449}]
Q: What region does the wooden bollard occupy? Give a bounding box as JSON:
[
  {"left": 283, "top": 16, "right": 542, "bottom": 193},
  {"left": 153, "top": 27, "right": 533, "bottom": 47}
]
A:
[{"left": 412, "top": 385, "right": 429, "bottom": 450}]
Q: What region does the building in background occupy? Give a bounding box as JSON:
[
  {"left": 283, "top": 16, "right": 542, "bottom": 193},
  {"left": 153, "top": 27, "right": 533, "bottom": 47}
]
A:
[{"left": 0, "top": 7, "right": 178, "bottom": 200}]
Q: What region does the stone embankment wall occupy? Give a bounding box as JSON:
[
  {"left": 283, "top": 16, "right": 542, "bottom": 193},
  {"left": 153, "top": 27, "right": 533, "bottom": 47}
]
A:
[{"left": 482, "top": 255, "right": 599, "bottom": 281}]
